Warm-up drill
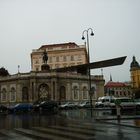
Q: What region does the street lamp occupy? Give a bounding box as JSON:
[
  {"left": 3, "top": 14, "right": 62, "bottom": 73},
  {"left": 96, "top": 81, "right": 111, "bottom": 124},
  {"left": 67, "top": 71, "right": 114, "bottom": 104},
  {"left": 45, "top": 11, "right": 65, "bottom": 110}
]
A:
[{"left": 82, "top": 28, "right": 94, "bottom": 116}]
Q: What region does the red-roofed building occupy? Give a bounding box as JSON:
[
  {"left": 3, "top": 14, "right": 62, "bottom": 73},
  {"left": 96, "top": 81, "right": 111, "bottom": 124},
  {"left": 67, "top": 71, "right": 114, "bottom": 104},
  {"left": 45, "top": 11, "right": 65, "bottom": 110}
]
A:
[{"left": 104, "top": 80, "right": 132, "bottom": 98}]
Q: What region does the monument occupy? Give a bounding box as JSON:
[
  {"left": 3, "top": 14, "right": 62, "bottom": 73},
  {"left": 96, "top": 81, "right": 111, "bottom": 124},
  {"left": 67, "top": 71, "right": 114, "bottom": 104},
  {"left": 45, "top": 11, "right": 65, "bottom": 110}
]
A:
[{"left": 41, "top": 50, "right": 50, "bottom": 71}]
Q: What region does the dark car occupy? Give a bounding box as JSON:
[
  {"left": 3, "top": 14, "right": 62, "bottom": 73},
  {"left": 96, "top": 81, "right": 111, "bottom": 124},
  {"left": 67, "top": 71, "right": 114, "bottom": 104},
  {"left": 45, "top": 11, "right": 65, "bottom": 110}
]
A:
[
  {"left": 9, "top": 103, "right": 33, "bottom": 113},
  {"left": 0, "top": 105, "right": 8, "bottom": 113},
  {"left": 33, "top": 100, "right": 58, "bottom": 112},
  {"left": 32, "top": 100, "right": 43, "bottom": 111}
]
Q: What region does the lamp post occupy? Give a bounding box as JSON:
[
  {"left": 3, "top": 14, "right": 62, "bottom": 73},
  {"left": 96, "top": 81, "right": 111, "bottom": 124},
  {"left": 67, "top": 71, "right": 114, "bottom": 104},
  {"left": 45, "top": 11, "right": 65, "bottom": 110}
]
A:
[{"left": 82, "top": 28, "right": 94, "bottom": 116}]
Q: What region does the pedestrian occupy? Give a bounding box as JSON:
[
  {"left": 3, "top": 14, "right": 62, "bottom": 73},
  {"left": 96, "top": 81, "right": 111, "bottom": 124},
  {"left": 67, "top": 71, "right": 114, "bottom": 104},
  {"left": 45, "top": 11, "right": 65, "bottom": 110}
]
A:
[{"left": 116, "top": 105, "right": 121, "bottom": 121}]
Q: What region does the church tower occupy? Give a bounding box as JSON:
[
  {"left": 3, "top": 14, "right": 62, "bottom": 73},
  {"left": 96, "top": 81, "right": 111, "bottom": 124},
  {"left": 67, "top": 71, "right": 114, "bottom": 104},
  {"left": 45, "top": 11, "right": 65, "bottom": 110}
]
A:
[{"left": 130, "top": 56, "right": 140, "bottom": 98}]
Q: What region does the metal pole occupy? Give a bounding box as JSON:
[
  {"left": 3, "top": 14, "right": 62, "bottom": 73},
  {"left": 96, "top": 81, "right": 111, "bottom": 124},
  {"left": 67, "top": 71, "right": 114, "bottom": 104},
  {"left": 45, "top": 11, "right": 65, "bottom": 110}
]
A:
[
  {"left": 82, "top": 28, "right": 94, "bottom": 117},
  {"left": 86, "top": 30, "right": 93, "bottom": 115}
]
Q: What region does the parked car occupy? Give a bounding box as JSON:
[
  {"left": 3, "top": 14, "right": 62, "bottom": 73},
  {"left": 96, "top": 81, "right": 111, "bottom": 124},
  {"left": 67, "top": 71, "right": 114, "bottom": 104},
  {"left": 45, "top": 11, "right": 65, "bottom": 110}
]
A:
[
  {"left": 78, "top": 101, "right": 91, "bottom": 108},
  {"left": 0, "top": 105, "right": 8, "bottom": 113},
  {"left": 59, "top": 102, "right": 76, "bottom": 109},
  {"left": 33, "top": 100, "right": 58, "bottom": 112},
  {"left": 110, "top": 97, "right": 136, "bottom": 111},
  {"left": 95, "top": 96, "right": 116, "bottom": 108},
  {"left": 32, "top": 100, "right": 43, "bottom": 111},
  {"left": 9, "top": 103, "right": 33, "bottom": 113},
  {"left": 134, "top": 98, "right": 140, "bottom": 111}
]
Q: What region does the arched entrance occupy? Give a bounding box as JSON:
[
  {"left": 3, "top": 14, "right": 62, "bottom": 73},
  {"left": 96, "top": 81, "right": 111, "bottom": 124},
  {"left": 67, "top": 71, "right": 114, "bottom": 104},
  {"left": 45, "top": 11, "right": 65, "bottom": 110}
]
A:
[{"left": 38, "top": 83, "right": 50, "bottom": 100}]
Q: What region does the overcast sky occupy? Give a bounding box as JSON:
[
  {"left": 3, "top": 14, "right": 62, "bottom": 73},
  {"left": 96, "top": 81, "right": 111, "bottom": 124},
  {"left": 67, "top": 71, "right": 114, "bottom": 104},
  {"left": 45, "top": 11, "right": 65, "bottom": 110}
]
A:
[{"left": 0, "top": 0, "right": 140, "bottom": 82}]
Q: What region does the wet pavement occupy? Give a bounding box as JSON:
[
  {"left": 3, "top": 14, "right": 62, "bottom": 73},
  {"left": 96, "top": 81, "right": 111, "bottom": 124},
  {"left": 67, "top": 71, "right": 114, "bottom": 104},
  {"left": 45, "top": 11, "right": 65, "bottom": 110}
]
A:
[{"left": 0, "top": 109, "right": 140, "bottom": 140}]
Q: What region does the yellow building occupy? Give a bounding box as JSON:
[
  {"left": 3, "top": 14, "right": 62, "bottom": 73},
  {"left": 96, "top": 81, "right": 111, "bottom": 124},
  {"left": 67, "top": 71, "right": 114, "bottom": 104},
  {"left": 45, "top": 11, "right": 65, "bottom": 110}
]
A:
[
  {"left": 31, "top": 42, "right": 87, "bottom": 71},
  {"left": 130, "top": 56, "right": 140, "bottom": 98}
]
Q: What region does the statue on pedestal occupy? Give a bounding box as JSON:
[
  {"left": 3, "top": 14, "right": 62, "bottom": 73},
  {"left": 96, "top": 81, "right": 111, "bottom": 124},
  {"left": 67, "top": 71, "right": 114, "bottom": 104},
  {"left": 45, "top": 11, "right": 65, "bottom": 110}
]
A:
[
  {"left": 41, "top": 50, "right": 50, "bottom": 71},
  {"left": 43, "top": 50, "right": 48, "bottom": 64}
]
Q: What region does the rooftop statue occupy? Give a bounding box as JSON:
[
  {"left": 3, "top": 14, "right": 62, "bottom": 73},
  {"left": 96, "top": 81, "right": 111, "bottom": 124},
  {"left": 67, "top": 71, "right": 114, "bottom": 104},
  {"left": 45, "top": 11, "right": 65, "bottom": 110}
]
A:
[{"left": 43, "top": 50, "right": 48, "bottom": 64}]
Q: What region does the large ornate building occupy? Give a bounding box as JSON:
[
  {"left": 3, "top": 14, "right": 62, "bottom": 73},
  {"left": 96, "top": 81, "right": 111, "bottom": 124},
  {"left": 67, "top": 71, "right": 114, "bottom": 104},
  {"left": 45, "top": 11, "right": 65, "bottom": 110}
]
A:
[
  {"left": 0, "top": 42, "right": 105, "bottom": 106},
  {"left": 130, "top": 56, "right": 140, "bottom": 98},
  {"left": 0, "top": 71, "right": 104, "bottom": 106}
]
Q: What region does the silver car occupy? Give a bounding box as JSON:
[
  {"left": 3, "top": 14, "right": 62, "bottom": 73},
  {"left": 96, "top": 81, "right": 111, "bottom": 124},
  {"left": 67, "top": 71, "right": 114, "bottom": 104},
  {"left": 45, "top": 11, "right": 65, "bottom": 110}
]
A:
[{"left": 110, "top": 97, "right": 136, "bottom": 111}]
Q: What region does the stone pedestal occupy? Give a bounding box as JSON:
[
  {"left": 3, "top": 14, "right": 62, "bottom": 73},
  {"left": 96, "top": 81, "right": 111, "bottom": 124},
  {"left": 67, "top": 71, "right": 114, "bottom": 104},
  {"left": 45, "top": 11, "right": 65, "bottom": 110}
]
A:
[{"left": 41, "top": 64, "right": 50, "bottom": 72}]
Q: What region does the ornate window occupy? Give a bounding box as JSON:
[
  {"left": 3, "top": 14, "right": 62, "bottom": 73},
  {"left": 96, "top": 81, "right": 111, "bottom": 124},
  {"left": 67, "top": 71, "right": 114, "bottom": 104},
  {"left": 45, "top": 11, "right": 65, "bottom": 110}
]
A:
[
  {"left": 1, "top": 88, "right": 7, "bottom": 102},
  {"left": 38, "top": 84, "right": 50, "bottom": 100}
]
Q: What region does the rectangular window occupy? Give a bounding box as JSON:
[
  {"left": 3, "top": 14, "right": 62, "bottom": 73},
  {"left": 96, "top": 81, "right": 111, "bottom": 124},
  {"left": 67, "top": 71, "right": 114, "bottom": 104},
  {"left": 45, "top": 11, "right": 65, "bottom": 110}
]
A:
[
  {"left": 49, "top": 57, "right": 52, "bottom": 63},
  {"left": 71, "top": 55, "right": 74, "bottom": 61},
  {"left": 63, "top": 56, "right": 67, "bottom": 62},
  {"left": 56, "top": 56, "right": 59, "bottom": 62}
]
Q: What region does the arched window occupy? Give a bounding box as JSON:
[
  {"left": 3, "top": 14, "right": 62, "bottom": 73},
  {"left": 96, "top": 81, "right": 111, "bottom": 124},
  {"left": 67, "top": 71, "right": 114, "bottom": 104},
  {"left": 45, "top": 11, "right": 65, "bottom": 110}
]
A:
[
  {"left": 22, "top": 87, "right": 29, "bottom": 102},
  {"left": 10, "top": 87, "right": 16, "bottom": 102},
  {"left": 59, "top": 86, "right": 66, "bottom": 101},
  {"left": 1, "top": 88, "right": 7, "bottom": 102}
]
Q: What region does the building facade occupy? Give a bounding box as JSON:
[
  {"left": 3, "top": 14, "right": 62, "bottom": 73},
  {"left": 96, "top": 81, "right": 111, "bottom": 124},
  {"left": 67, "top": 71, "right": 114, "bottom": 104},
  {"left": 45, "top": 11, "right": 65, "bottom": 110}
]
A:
[
  {"left": 104, "top": 80, "right": 132, "bottom": 98},
  {"left": 31, "top": 42, "right": 87, "bottom": 71},
  {"left": 130, "top": 56, "right": 140, "bottom": 98},
  {"left": 0, "top": 72, "right": 105, "bottom": 106},
  {"left": 0, "top": 42, "right": 105, "bottom": 106}
]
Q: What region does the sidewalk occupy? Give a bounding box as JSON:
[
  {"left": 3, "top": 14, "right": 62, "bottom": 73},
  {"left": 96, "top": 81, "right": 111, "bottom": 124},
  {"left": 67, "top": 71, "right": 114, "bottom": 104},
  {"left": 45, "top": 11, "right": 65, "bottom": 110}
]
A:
[{"left": 95, "top": 115, "right": 140, "bottom": 128}]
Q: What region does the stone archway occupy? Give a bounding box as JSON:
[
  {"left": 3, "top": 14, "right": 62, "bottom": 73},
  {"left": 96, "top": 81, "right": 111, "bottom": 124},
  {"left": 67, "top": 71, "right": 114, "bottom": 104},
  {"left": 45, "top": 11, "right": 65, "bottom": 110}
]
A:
[{"left": 38, "top": 83, "right": 50, "bottom": 100}]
